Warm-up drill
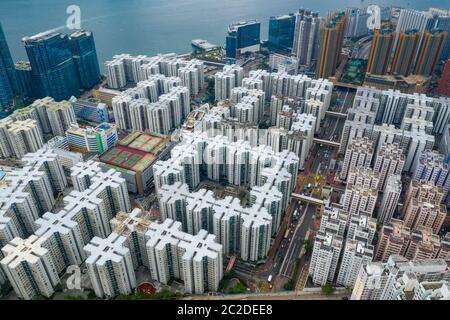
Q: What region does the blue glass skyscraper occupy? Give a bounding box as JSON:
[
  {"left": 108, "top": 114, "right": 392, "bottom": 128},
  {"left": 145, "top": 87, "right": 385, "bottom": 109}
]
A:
[
  {"left": 226, "top": 20, "right": 261, "bottom": 60},
  {"left": 0, "top": 22, "right": 19, "bottom": 108},
  {"left": 23, "top": 32, "right": 81, "bottom": 101},
  {"left": 70, "top": 30, "right": 101, "bottom": 90},
  {"left": 15, "top": 61, "right": 34, "bottom": 99},
  {"left": 268, "top": 14, "right": 296, "bottom": 52}
]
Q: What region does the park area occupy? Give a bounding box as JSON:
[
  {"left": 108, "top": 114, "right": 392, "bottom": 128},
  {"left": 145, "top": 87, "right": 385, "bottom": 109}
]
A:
[{"left": 339, "top": 58, "right": 367, "bottom": 86}]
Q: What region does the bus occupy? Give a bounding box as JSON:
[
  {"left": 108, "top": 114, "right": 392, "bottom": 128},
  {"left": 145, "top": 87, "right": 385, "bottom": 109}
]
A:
[{"left": 284, "top": 228, "right": 290, "bottom": 239}]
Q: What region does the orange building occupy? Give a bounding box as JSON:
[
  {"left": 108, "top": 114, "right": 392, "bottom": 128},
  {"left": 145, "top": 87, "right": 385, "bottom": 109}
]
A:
[
  {"left": 391, "top": 30, "right": 421, "bottom": 77},
  {"left": 315, "top": 12, "right": 347, "bottom": 79},
  {"left": 414, "top": 29, "right": 448, "bottom": 76}
]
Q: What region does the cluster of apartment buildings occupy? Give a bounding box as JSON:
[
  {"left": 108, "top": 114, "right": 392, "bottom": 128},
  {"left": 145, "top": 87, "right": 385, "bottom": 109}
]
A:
[
  {"left": 0, "top": 97, "right": 76, "bottom": 158},
  {"left": 153, "top": 130, "right": 299, "bottom": 262},
  {"left": 0, "top": 152, "right": 224, "bottom": 299}
]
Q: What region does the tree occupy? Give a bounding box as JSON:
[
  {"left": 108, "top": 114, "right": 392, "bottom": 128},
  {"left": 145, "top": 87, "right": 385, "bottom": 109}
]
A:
[
  {"left": 230, "top": 281, "right": 246, "bottom": 294},
  {"left": 303, "top": 239, "right": 313, "bottom": 254},
  {"left": 284, "top": 280, "right": 294, "bottom": 291},
  {"left": 321, "top": 283, "right": 335, "bottom": 295}
]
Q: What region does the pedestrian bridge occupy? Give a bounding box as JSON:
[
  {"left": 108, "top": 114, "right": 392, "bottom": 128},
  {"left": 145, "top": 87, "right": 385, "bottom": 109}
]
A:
[
  {"left": 291, "top": 193, "right": 326, "bottom": 206},
  {"left": 313, "top": 138, "right": 341, "bottom": 148}
]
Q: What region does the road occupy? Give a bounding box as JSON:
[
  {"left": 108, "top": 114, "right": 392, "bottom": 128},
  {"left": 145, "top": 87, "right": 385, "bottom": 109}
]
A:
[
  {"left": 270, "top": 87, "right": 355, "bottom": 288},
  {"left": 224, "top": 86, "right": 355, "bottom": 294},
  {"left": 184, "top": 291, "right": 349, "bottom": 300}
]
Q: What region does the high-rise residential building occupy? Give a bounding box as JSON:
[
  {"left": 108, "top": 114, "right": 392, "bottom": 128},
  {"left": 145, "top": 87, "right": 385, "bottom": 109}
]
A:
[
  {"left": 110, "top": 208, "right": 154, "bottom": 269},
  {"left": 403, "top": 197, "right": 446, "bottom": 235},
  {"left": 157, "top": 182, "right": 273, "bottom": 262},
  {"left": 373, "top": 123, "right": 434, "bottom": 173},
  {"left": 405, "top": 227, "right": 444, "bottom": 260},
  {"left": 1, "top": 236, "right": 60, "bottom": 300},
  {"left": 315, "top": 12, "right": 347, "bottom": 79},
  {"left": 433, "top": 9, "right": 450, "bottom": 60},
  {"left": 373, "top": 143, "right": 405, "bottom": 191},
  {"left": 309, "top": 230, "right": 343, "bottom": 286},
  {"left": 340, "top": 136, "right": 373, "bottom": 181},
  {"left": 178, "top": 59, "right": 204, "bottom": 96},
  {"left": 347, "top": 166, "right": 380, "bottom": 190},
  {"left": 395, "top": 9, "right": 438, "bottom": 50},
  {"left": 70, "top": 159, "right": 103, "bottom": 191},
  {"left": 376, "top": 219, "right": 412, "bottom": 262},
  {"left": 343, "top": 168, "right": 379, "bottom": 216},
  {"left": 104, "top": 55, "right": 127, "bottom": 89},
  {"left": 268, "top": 14, "right": 296, "bottom": 52},
  {"left": 351, "top": 255, "right": 450, "bottom": 300},
  {"left": 404, "top": 179, "right": 444, "bottom": 212},
  {"left": 46, "top": 100, "right": 77, "bottom": 137},
  {"left": 320, "top": 205, "right": 348, "bottom": 238},
  {"left": 391, "top": 30, "right": 422, "bottom": 76},
  {"left": 292, "top": 10, "right": 321, "bottom": 67},
  {"left": 84, "top": 233, "right": 137, "bottom": 298},
  {"left": 5, "top": 119, "right": 44, "bottom": 158},
  {"left": 414, "top": 29, "right": 448, "bottom": 76},
  {"left": 336, "top": 237, "right": 374, "bottom": 288},
  {"left": 367, "top": 26, "right": 396, "bottom": 75},
  {"left": 0, "top": 22, "right": 19, "bottom": 108},
  {"left": 378, "top": 175, "right": 402, "bottom": 225},
  {"left": 226, "top": 20, "right": 261, "bottom": 60},
  {"left": 34, "top": 210, "right": 86, "bottom": 274},
  {"left": 214, "top": 64, "right": 244, "bottom": 101},
  {"left": 413, "top": 150, "right": 450, "bottom": 202},
  {"left": 437, "top": 59, "right": 450, "bottom": 97},
  {"left": 396, "top": 9, "right": 437, "bottom": 34},
  {"left": 69, "top": 30, "right": 101, "bottom": 90},
  {"left": 347, "top": 212, "right": 377, "bottom": 244},
  {"left": 344, "top": 8, "right": 370, "bottom": 38},
  {"left": 146, "top": 218, "right": 223, "bottom": 294},
  {"left": 23, "top": 32, "right": 81, "bottom": 101}
]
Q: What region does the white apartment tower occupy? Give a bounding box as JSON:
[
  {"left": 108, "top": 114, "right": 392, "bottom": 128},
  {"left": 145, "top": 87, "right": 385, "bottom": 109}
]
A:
[
  {"left": 146, "top": 219, "right": 223, "bottom": 294},
  {"left": 1, "top": 236, "right": 60, "bottom": 300},
  {"left": 378, "top": 175, "right": 402, "bottom": 224},
  {"left": 84, "top": 233, "right": 137, "bottom": 298},
  {"left": 340, "top": 137, "right": 374, "bottom": 181},
  {"left": 373, "top": 143, "right": 405, "bottom": 191}
]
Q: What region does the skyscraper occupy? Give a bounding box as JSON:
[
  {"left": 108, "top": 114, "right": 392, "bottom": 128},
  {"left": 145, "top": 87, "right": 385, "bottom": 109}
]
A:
[
  {"left": 268, "top": 14, "right": 296, "bottom": 53},
  {"left": 292, "top": 10, "right": 321, "bottom": 67},
  {"left": 15, "top": 61, "right": 34, "bottom": 99},
  {"left": 367, "top": 26, "right": 396, "bottom": 75},
  {"left": 414, "top": 29, "right": 448, "bottom": 76},
  {"left": 315, "top": 12, "right": 347, "bottom": 79},
  {"left": 395, "top": 9, "right": 438, "bottom": 49},
  {"left": 391, "top": 30, "right": 422, "bottom": 76},
  {"left": 23, "top": 32, "right": 81, "bottom": 101},
  {"left": 0, "top": 22, "right": 19, "bottom": 108},
  {"left": 434, "top": 9, "right": 450, "bottom": 59},
  {"left": 226, "top": 20, "right": 261, "bottom": 60},
  {"left": 69, "top": 30, "right": 101, "bottom": 90},
  {"left": 344, "top": 8, "right": 370, "bottom": 38}
]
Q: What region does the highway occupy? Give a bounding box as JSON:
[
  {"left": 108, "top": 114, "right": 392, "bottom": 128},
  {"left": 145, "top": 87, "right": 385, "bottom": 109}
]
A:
[
  {"left": 184, "top": 290, "right": 349, "bottom": 300},
  {"left": 225, "top": 86, "right": 355, "bottom": 294},
  {"left": 269, "top": 87, "right": 354, "bottom": 289}
]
